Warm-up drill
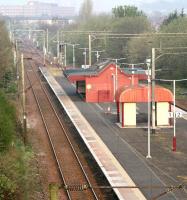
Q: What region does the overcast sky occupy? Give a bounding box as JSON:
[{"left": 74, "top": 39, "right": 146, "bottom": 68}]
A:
[{"left": 0, "top": 0, "right": 186, "bottom": 13}]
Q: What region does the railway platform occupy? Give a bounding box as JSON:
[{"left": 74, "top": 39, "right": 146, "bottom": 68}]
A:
[{"left": 40, "top": 66, "right": 146, "bottom": 200}]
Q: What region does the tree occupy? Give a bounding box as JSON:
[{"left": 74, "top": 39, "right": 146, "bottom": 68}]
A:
[
  {"left": 162, "top": 9, "right": 185, "bottom": 26},
  {"left": 0, "top": 20, "right": 41, "bottom": 199},
  {"left": 162, "top": 10, "right": 178, "bottom": 26},
  {"left": 63, "top": 14, "right": 112, "bottom": 65},
  {"left": 79, "top": 0, "right": 93, "bottom": 22},
  {"left": 157, "top": 17, "right": 187, "bottom": 85},
  {"left": 0, "top": 20, "right": 13, "bottom": 82},
  {"left": 112, "top": 5, "right": 145, "bottom": 18},
  {"left": 127, "top": 37, "right": 152, "bottom": 63},
  {"left": 0, "top": 91, "right": 16, "bottom": 151},
  {"left": 106, "top": 16, "right": 151, "bottom": 59},
  {"left": 112, "top": 6, "right": 125, "bottom": 18},
  {"left": 180, "top": 8, "right": 185, "bottom": 18}
]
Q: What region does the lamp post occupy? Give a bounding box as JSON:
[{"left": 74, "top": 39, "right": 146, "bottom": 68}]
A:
[
  {"left": 57, "top": 31, "right": 60, "bottom": 60},
  {"left": 128, "top": 61, "right": 152, "bottom": 158},
  {"left": 95, "top": 51, "right": 100, "bottom": 62},
  {"left": 89, "top": 34, "right": 92, "bottom": 66},
  {"left": 173, "top": 80, "right": 176, "bottom": 151},
  {"left": 72, "top": 44, "right": 80, "bottom": 68},
  {"left": 43, "top": 33, "right": 46, "bottom": 66},
  {"left": 58, "top": 43, "right": 65, "bottom": 65},
  {"left": 46, "top": 28, "right": 49, "bottom": 54},
  {"left": 151, "top": 48, "right": 156, "bottom": 134},
  {"left": 29, "top": 29, "right": 31, "bottom": 40},
  {"left": 56, "top": 42, "right": 67, "bottom": 66},
  {"left": 106, "top": 58, "right": 126, "bottom": 101},
  {"left": 92, "top": 50, "right": 104, "bottom": 62},
  {"left": 115, "top": 58, "right": 127, "bottom": 98},
  {"left": 84, "top": 49, "right": 87, "bottom": 66},
  {"left": 79, "top": 48, "right": 89, "bottom": 67},
  {"left": 123, "top": 59, "right": 152, "bottom": 158},
  {"left": 146, "top": 58, "right": 152, "bottom": 158},
  {"left": 64, "top": 43, "right": 67, "bottom": 66}
]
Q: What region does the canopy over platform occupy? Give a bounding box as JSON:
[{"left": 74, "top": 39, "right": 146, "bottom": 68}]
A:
[{"left": 116, "top": 85, "right": 173, "bottom": 103}]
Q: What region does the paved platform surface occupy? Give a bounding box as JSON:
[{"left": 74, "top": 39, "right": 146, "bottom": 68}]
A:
[{"left": 52, "top": 68, "right": 186, "bottom": 200}]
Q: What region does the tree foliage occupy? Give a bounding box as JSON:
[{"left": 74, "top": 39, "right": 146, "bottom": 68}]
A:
[
  {"left": 63, "top": 8, "right": 151, "bottom": 65},
  {"left": 0, "top": 20, "right": 13, "bottom": 80},
  {"left": 106, "top": 16, "right": 151, "bottom": 58},
  {"left": 0, "top": 145, "right": 38, "bottom": 199},
  {"left": 0, "top": 19, "right": 39, "bottom": 199},
  {"left": 157, "top": 17, "right": 187, "bottom": 85},
  {"left": 112, "top": 5, "right": 145, "bottom": 18},
  {"left": 79, "top": 0, "right": 93, "bottom": 22},
  {"left": 162, "top": 9, "right": 185, "bottom": 26}
]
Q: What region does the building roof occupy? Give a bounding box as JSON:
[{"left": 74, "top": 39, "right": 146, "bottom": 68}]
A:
[
  {"left": 64, "top": 60, "right": 110, "bottom": 76},
  {"left": 64, "top": 60, "right": 112, "bottom": 81},
  {"left": 116, "top": 85, "right": 173, "bottom": 103},
  {"left": 64, "top": 61, "right": 148, "bottom": 82},
  {"left": 122, "top": 68, "right": 145, "bottom": 75},
  {"left": 121, "top": 67, "right": 147, "bottom": 80},
  {"left": 64, "top": 67, "right": 96, "bottom": 77}
]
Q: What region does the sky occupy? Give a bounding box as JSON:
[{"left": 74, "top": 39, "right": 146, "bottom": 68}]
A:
[{"left": 0, "top": 0, "right": 186, "bottom": 13}]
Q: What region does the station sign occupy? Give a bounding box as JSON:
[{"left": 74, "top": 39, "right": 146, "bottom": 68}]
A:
[{"left": 168, "top": 112, "right": 183, "bottom": 118}]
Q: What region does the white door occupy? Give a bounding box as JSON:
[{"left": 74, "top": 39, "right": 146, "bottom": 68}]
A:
[
  {"left": 123, "top": 103, "right": 136, "bottom": 126},
  {"left": 157, "top": 102, "right": 169, "bottom": 126}
]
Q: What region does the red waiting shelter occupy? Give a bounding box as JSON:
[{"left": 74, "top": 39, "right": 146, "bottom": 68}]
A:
[
  {"left": 64, "top": 61, "right": 147, "bottom": 103},
  {"left": 116, "top": 85, "right": 173, "bottom": 127}
]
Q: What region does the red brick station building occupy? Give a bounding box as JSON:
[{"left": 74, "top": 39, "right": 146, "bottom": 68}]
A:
[{"left": 64, "top": 61, "right": 173, "bottom": 127}]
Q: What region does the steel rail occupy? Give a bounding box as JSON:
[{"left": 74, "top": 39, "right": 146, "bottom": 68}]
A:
[{"left": 25, "top": 63, "right": 72, "bottom": 199}]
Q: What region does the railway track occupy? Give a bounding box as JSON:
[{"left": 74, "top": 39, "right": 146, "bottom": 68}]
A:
[{"left": 25, "top": 57, "right": 99, "bottom": 200}]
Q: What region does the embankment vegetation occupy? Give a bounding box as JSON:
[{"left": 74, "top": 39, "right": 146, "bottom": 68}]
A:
[{"left": 0, "top": 20, "right": 38, "bottom": 200}]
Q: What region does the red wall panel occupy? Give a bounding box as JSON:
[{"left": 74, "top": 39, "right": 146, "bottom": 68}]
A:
[{"left": 85, "top": 64, "right": 136, "bottom": 102}]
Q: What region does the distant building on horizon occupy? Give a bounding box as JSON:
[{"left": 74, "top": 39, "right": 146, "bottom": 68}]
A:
[{"left": 0, "top": 0, "right": 75, "bottom": 19}]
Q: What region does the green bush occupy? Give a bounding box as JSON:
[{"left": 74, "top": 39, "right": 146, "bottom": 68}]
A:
[
  {"left": 0, "top": 91, "right": 16, "bottom": 152},
  {"left": 0, "top": 20, "right": 39, "bottom": 199},
  {"left": 0, "top": 174, "right": 17, "bottom": 199},
  {"left": 0, "top": 145, "right": 37, "bottom": 200}
]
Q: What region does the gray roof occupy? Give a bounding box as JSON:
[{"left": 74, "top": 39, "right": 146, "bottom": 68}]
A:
[
  {"left": 121, "top": 68, "right": 146, "bottom": 75},
  {"left": 64, "top": 61, "right": 147, "bottom": 78},
  {"left": 64, "top": 60, "right": 111, "bottom": 77}
]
